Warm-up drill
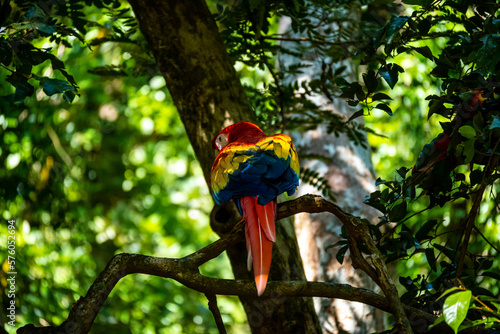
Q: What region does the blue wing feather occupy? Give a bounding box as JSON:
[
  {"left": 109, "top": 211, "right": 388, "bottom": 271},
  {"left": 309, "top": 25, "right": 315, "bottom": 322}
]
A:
[{"left": 214, "top": 149, "right": 299, "bottom": 206}]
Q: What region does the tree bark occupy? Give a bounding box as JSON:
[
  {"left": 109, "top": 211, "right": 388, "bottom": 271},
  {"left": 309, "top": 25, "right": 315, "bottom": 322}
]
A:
[
  {"left": 127, "top": 0, "right": 321, "bottom": 332},
  {"left": 278, "top": 7, "right": 385, "bottom": 333}
]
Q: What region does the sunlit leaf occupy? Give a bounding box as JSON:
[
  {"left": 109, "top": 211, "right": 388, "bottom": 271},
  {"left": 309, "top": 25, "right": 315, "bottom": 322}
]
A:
[
  {"left": 463, "top": 139, "right": 475, "bottom": 164},
  {"left": 458, "top": 125, "right": 476, "bottom": 139},
  {"left": 443, "top": 290, "right": 472, "bottom": 334}
]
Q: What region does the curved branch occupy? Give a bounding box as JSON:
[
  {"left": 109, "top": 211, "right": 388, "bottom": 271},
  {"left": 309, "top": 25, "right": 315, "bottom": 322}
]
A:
[
  {"left": 277, "top": 195, "right": 413, "bottom": 333},
  {"left": 18, "top": 195, "right": 426, "bottom": 334},
  {"left": 18, "top": 253, "right": 434, "bottom": 334}
]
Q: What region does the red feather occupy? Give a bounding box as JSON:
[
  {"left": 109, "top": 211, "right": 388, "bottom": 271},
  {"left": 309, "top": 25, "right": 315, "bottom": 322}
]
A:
[
  {"left": 240, "top": 196, "right": 276, "bottom": 296},
  {"left": 211, "top": 122, "right": 266, "bottom": 149},
  {"left": 210, "top": 122, "right": 299, "bottom": 296}
]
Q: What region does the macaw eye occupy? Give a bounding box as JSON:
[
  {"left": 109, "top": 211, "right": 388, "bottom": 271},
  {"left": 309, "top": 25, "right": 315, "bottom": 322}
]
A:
[{"left": 216, "top": 133, "right": 228, "bottom": 150}]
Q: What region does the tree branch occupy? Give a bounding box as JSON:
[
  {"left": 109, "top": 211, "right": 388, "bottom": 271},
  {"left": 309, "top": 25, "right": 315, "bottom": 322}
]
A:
[
  {"left": 456, "top": 139, "right": 500, "bottom": 279},
  {"left": 18, "top": 194, "right": 435, "bottom": 334},
  {"left": 261, "top": 35, "right": 362, "bottom": 46},
  {"left": 18, "top": 256, "right": 434, "bottom": 334},
  {"left": 205, "top": 293, "right": 227, "bottom": 334},
  {"left": 277, "top": 195, "right": 413, "bottom": 333}
]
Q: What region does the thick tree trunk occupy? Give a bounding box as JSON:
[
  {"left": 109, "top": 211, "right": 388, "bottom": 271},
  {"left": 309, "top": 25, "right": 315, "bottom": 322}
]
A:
[
  {"left": 127, "top": 0, "right": 321, "bottom": 332},
  {"left": 278, "top": 8, "right": 386, "bottom": 333}
]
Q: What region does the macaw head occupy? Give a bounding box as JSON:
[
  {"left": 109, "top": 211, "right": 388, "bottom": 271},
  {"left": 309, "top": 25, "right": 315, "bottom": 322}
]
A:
[{"left": 212, "top": 122, "right": 266, "bottom": 151}]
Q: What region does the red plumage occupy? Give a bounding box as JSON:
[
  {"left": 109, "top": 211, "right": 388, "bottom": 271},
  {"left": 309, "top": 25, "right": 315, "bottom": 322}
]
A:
[
  {"left": 211, "top": 122, "right": 266, "bottom": 150},
  {"left": 210, "top": 122, "right": 299, "bottom": 296},
  {"left": 240, "top": 196, "right": 276, "bottom": 296}
]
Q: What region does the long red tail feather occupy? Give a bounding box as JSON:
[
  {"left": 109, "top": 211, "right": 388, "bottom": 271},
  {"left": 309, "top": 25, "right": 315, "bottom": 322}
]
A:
[{"left": 240, "top": 196, "right": 277, "bottom": 296}]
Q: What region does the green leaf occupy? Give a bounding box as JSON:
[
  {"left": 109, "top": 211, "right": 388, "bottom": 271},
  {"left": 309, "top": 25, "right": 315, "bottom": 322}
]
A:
[
  {"left": 415, "top": 219, "right": 438, "bottom": 241},
  {"left": 326, "top": 239, "right": 348, "bottom": 250},
  {"left": 334, "top": 66, "right": 347, "bottom": 76},
  {"left": 385, "top": 16, "right": 409, "bottom": 45},
  {"left": 463, "top": 139, "right": 475, "bottom": 164},
  {"left": 389, "top": 201, "right": 407, "bottom": 222},
  {"left": 362, "top": 70, "right": 377, "bottom": 93},
  {"left": 347, "top": 109, "right": 365, "bottom": 122},
  {"left": 459, "top": 318, "right": 500, "bottom": 332},
  {"left": 417, "top": 19, "right": 431, "bottom": 35},
  {"left": 11, "top": 22, "right": 35, "bottom": 30},
  {"left": 414, "top": 46, "right": 434, "bottom": 60},
  {"left": 472, "top": 112, "right": 484, "bottom": 132},
  {"left": 433, "top": 243, "right": 456, "bottom": 261},
  {"left": 33, "top": 22, "right": 57, "bottom": 34},
  {"left": 402, "top": 0, "right": 432, "bottom": 5},
  {"left": 27, "top": 51, "right": 64, "bottom": 68},
  {"left": 458, "top": 125, "right": 476, "bottom": 139},
  {"left": 438, "top": 287, "right": 463, "bottom": 301},
  {"left": 63, "top": 90, "right": 76, "bottom": 103},
  {"left": 396, "top": 166, "right": 408, "bottom": 178},
  {"left": 6, "top": 73, "right": 34, "bottom": 103},
  {"left": 372, "top": 92, "right": 392, "bottom": 101},
  {"left": 375, "top": 103, "right": 393, "bottom": 116},
  {"left": 430, "top": 64, "right": 450, "bottom": 78},
  {"left": 425, "top": 248, "right": 437, "bottom": 271},
  {"left": 379, "top": 64, "right": 403, "bottom": 89},
  {"left": 364, "top": 194, "right": 387, "bottom": 214},
  {"left": 336, "top": 245, "right": 349, "bottom": 264},
  {"left": 41, "top": 78, "right": 74, "bottom": 96},
  {"left": 482, "top": 271, "right": 500, "bottom": 280},
  {"left": 470, "top": 169, "right": 483, "bottom": 186},
  {"left": 443, "top": 290, "right": 472, "bottom": 334},
  {"left": 477, "top": 34, "right": 500, "bottom": 73}
]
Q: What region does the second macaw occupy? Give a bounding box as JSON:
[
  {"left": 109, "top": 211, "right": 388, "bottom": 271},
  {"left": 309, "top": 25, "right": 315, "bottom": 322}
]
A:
[{"left": 210, "top": 122, "right": 300, "bottom": 296}]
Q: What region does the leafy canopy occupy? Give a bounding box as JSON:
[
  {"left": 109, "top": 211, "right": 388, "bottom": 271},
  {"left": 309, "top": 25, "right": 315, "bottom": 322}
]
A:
[{"left": 1, "top": 0, "right": 500, "bottom": 333}]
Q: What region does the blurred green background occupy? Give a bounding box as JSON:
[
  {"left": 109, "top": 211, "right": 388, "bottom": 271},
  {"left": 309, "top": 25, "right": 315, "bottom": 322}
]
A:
[
  {"left": 1, "top": 1, "right": 499, "bottom": 333},
  {"left": 0, "top": 4, "right": 249, "bottom": 332}
]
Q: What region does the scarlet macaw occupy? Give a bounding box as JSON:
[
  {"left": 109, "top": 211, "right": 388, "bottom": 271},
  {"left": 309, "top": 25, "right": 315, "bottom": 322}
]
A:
[
  {"left": 413, "top": 90, "right": 486, "bottom": 175},
  {"left": 210, "top": 122, "right": 300, "bottom": 296}
]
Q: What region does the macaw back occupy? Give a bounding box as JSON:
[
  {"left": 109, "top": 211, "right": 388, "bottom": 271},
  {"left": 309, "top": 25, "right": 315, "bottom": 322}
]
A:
[{"left": 210, "top": 122, "right": 299, "bottom": 295}]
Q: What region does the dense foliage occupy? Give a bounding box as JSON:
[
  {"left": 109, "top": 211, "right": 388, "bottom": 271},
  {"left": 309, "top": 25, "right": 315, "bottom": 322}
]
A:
[
  {"left": 0, "top": 1, "right": 246, "bottom": 333},
  {"left": 0, "top": 0, "right": 499, "bottom": 333},
  {"left": 218, "top": 0, "right": 500, "bottom": 331}
]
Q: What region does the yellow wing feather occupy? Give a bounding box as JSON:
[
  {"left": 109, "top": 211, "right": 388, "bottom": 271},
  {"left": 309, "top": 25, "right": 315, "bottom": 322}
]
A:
[{"left": 211, "top": 134, "right": 299, "bottom": 194}]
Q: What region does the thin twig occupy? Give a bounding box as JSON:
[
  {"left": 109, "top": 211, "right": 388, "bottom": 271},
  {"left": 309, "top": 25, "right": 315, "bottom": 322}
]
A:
[
  {"left": 262, "top": 36, "right": 362, "bottom": 46},
  {"left": 205, "top": 293, "right": 226, "bottom": 334},
  {"left": 0, "top": 63, "right": 15, "bottom": 73},
  {"left": 473, "top": 225, "right": 500, "bottom": 254},
  {"left": 456, "top": 138, "right": 500, "bottom": 279},
  {"left": 45, "top": 124, "right": 74, "bottom": 168},
  {"left": 456, "top": 183, "right": 487, "bottom": 280}
]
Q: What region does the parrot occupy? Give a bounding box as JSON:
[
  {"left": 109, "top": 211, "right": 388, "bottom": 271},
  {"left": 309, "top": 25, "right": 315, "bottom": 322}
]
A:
[
  {"left": 209, "top": 122, "right": 300, "bottom": 296},
  {"left": 413, "top": 90, "right": 486, "bottom": 175}
]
